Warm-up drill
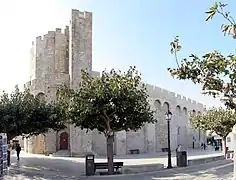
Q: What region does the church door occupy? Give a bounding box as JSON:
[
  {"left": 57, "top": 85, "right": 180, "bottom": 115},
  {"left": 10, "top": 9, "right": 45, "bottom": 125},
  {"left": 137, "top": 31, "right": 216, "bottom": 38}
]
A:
[{"left": 60, "top": 132, "right": 69, "bottom": 150}]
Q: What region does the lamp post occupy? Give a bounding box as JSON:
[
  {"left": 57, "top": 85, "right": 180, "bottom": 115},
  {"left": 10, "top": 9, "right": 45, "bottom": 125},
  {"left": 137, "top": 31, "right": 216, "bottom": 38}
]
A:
[{"left": 165, "top": 110, "right": 173, "bottom": 169}]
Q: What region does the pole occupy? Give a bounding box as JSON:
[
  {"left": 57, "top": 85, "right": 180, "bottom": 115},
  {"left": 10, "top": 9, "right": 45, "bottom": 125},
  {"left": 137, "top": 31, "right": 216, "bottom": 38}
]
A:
[
  {"left": 233, "top": 133, "right": 236, "bottom": 180},
  {"left": 167, "top": 120, "right": 172, "bottom": 168}
]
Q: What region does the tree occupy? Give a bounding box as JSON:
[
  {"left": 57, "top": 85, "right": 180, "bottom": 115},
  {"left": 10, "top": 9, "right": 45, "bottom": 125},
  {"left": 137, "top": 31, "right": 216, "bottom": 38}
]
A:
[
  {"left": 57, "top": 66, "right": 155, "bottom": 175},
  {"left": 0, "top": 86, "right": 66, "bottom": 141},
  {"left": 190, "top": 107, "right": 236, "bottom": 157},
  {"left": 167, "top": 2, "right": 236, "bottom": 158},
  {"left": 167, "top": 2, "right": 236, "bottom": 112},
  {"left": 168, "top": 2, "right": 236, "bottom": 109}
]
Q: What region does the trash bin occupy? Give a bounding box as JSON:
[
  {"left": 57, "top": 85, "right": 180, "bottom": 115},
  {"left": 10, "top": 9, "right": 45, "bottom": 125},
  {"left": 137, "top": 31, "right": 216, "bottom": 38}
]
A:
[
  {"left": 176, "top": 151, "right": 187, "bottom": 167},
  {"left": 85, "top": 154, "right": 95, "bottom": 176}
]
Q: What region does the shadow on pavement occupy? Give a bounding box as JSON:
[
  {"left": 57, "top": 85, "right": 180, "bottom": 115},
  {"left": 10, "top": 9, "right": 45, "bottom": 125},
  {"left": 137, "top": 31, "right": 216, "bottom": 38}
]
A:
[
  {"left": 150, "top": 160, "right": 233, "bottom": 180},
  {"left": 5, "top": 169, "right": 79, "bottom": 180},
  {"left": 9, "top": 155, "right": 85, "bottom": 177}
]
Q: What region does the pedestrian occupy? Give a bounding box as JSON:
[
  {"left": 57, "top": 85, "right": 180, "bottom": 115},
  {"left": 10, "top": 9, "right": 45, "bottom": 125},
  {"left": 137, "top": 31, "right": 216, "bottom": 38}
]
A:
[
  {"left": 15, "top": 144, "right": 21, "bottom": 160},
  {"left": 203, "top": 143, "right": 206, "bottom": 150},
  {"left": 201, "top": 142, "right": 204, "bottom": 149},
  {"left": 176, "top": 144, "right": 182, "bottom": 152}
]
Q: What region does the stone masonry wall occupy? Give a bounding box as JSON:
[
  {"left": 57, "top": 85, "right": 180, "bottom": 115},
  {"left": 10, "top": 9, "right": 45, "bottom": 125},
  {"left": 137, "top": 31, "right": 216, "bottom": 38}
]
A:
[
  {"left": 91, "top": 130, "right": 106, "bottom": 156},
  {"left": 69, "top": 9, "right": 93, "bottom": 156},
  {"left": 55, "top": 27, "right": 69, "bottom": 74},
  {"left": 24, "top": 8, "right": 206, "bottom": 156},
  {"left": 126, "top": 127, "right": 147, "bottom": 154},
  {"left": 69, "top": 9, "right": 92, "bottom": 89},
  {"left": 113, "top": 84, "right": 206, "bottom": 156},
  {"left": 24, "top": 25, "right": 71, "bottom": 155}
]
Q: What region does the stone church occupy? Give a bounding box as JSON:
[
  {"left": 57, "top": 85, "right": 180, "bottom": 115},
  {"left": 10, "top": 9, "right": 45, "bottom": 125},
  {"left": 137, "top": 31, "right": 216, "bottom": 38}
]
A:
[{"left": 23, "top": 9, "right": 205, "bottom": 156}]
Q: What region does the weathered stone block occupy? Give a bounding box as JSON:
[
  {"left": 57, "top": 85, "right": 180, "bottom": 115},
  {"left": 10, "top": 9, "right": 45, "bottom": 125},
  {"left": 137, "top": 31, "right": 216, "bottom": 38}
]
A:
[{"left": 115, "top": 131, "right": 126, "bottom": 156}]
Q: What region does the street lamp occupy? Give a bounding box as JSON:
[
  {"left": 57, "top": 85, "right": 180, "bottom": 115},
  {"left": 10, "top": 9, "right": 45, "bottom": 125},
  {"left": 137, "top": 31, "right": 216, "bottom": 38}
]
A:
[{"left": 165, "top": 110, "right": 173, "bottom": 169}]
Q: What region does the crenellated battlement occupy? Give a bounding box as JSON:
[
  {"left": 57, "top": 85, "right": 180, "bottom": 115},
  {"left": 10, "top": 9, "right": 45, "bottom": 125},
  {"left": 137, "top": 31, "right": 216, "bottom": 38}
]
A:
[
  {"left": 145, "top": 83, "right": 204, "bottom": 112},
  {"left": 34, "top": 26, "right": 69, "bottom": 45},
  {"left": 145, "top": 83, "right": 200, "bottom": 103},
  {"left": 72, "top": 9, "right": 92, "bottom": 19}
]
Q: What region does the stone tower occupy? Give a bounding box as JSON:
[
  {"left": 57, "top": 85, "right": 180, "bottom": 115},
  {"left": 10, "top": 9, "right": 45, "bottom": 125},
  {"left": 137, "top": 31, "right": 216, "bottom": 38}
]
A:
[
  {"left": 69, "top": 9, "right": 92, "bottom": 89},
  {"left": 69, "top": 10, "right": 93, "bottom": 156},
  {"left": 24, "top": 9, "right": 95, "bottom": 155}
]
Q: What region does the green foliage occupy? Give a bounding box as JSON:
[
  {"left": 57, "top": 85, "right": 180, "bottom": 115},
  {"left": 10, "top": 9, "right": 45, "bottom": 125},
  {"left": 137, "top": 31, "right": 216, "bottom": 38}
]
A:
[
  {"left": 190, "top": 107, "right": 236, "bottom": 138},
  {"left": 205, "top": 2, "right": 236, "bottom": 37},
  {"left": 0, "top": 86, "right": 66, "bottom": 140},
  {"left": 168, "top": 2, "right": 236, "bottom": 109},
  {"left": 56, "top": 84, "right": 74, "bottom": 120},
  {"left": 57, "top": 66, "right": 155, "bottom": 137},
  {"left": 167, "top": 1, "right": 236, "bottom": 141},
  {"left": 168, "top": 50, "right": 236, "bottom": 97}
]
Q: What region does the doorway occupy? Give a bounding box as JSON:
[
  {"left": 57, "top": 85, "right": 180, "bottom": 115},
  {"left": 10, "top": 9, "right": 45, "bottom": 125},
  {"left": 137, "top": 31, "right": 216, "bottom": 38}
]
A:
[{"left": 60, "top": 132, "right": 69, "bottom": 150}]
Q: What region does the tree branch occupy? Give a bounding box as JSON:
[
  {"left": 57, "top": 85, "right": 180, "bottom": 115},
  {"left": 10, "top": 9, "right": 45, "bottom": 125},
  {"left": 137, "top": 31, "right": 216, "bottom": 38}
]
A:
[
  {"left": 174, "top": 49, "right": 180, "bottom": 68},
  {"left": 109, "top": 111, "right": 116, "bottom": 117},
  {"left": 100, "top": 112, "right": 112, "bottom": 136},
  {"left": 217, "top": 6, "right": 235, "bottom": 25}
]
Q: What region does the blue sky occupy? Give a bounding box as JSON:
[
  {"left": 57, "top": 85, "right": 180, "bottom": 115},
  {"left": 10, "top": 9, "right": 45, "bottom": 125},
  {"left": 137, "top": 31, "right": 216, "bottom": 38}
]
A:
[{"left": 1, "top": 0, "right": 235, "bottom": 107}]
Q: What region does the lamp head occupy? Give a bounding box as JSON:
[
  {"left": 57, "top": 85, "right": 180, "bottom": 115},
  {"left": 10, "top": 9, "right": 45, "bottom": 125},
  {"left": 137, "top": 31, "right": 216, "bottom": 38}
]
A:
[{"left": 165, "top": 110, "right": 172, "bottom": 121}]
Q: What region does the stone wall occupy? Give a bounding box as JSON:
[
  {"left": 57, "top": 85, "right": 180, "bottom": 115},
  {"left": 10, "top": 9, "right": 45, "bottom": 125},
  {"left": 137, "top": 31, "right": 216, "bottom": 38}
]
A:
[
  {"left": 55, "top": 27, "right": 69, "bottom": 74},
  {"left": 24, "top": 9, "right": 94, "bottom": 156},
  {"left": 126, "top": 127, "right": 147, "bottom": 154},
  {"left": 111, "top": 84, "right": 206, "bottom": 156},
  {"left": 31, "top": 27, "right": 70, "bottom": 80},
  {"left": 92, "top": 130, "right": 106, "bottom": 156},
  {"left": 23, "top": 8, "right": 206, "bottom": 157},
  {"left": 70, "top": 125, "right": 92, "bottom": 156},
  {"left": 69, "top": 9, "right": 93, "bottom": 156},
  {"left": 69, "top": 9, "right": 92, "bottom": 89}
]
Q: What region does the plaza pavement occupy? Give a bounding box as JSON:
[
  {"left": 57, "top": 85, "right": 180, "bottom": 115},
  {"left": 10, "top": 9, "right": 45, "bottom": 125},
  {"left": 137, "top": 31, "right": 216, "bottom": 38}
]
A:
[
  {"left": 4, "top": 158, "right": 234, "bottom": 179},
  {"left": 80, "top": 159, "right": 234, "bottom": 180},
  {"left": 4, "top": 148, "right": 223, "bottom": 178}
]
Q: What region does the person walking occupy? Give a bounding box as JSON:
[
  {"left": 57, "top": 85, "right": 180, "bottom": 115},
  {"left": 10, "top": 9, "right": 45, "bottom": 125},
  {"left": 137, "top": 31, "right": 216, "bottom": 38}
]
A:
[{"left": 15, "top": 144, "right": 21, "bottom": 160}]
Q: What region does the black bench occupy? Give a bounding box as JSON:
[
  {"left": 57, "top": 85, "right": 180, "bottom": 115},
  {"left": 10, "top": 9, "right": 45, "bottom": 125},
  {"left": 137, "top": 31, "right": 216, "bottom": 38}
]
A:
[
  {"left": 94, "top": 162, "right": 124, "bottom": 173},
  {"left": 162, "top": 148, "right": 169, "bottom": 152},
  {"left": 130, "top": 149, "right": 140, "bottom": 154}
]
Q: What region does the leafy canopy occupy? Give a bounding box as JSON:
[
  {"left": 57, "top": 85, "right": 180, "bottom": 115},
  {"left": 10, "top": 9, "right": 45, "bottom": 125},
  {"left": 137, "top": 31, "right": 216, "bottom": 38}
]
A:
[
  {"left": 0, "top": 86, "right": 66, "bottom": 140},
  {"left": 190, "top": 107, "right": 236, "bottom": 137},
  {"left": 58, "top": 66, "right": 155, "bottom": 137},
  {"left": 168, "top": 2, "right": 236, "bottom": 109}
]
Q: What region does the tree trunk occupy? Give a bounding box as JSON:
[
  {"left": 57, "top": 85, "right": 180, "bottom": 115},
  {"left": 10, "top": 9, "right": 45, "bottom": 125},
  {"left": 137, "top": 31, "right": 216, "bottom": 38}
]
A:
[
  {"left": 222, "top": 136, "right": 227, "bottom": 158},
  {"left": 106, "top": 135, "right": 114, "bottom": 175}
]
